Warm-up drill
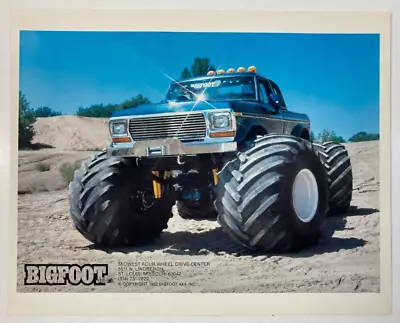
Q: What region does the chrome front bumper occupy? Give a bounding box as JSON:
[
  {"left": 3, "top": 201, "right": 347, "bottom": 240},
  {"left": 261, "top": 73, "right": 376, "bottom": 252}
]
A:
[{"left": 106, "top": 139, "right": 237, "bottom": 158}]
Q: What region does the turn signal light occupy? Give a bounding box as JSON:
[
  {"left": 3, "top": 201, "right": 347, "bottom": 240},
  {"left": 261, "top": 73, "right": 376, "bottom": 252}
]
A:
[
  {"left": 210, "top": 131, "right": 236, "bottom": 138},
  {"left": 112, "top": 137, "right": 131, "bottom": 143}
]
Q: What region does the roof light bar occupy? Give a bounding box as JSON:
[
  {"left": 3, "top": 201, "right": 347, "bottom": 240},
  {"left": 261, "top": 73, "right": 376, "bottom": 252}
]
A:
[{"left": 204, "top": 66, "right": 257, "bottom": 75}]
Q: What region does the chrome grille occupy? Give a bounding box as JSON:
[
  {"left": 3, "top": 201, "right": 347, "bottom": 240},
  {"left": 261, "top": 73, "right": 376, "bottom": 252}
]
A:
[{"left": 128, "top": 113, "right": 207, "bottom": 141}]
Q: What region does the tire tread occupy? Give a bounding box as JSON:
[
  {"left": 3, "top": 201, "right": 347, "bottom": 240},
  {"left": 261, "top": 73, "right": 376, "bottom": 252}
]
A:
[
  {"left": 215, "top": 134, "right": 328, "bottom": 253},
  {"left": 312, "top": 141, "right": 353, "bottom": 214}
]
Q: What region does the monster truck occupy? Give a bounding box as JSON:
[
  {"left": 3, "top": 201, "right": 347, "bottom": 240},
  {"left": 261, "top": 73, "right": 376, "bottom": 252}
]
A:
[{"left": 68, "top": 66, "right": 353, "bottom": 253}]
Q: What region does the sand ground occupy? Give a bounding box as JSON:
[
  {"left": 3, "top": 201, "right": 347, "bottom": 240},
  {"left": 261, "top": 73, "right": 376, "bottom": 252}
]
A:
[{"left": 16, "top": 116, "right": 380, "bottom": 293}]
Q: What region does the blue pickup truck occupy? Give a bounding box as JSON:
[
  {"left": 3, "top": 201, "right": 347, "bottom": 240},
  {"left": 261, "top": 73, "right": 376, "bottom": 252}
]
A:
[{"left": 68, "top": 66, "right": 353, "bottom": 253}]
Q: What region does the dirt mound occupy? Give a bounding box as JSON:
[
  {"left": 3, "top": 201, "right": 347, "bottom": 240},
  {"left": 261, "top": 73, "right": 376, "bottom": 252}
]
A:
[{"left": 32, "top": 115, "right": 110, "bottom": 151}]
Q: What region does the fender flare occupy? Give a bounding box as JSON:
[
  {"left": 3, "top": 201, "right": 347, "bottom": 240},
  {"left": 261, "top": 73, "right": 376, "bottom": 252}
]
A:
[
  {"left": 238, "top": 121, "right": 268, "bottom": 142},
  {"left": 291, "top": 124, "right": 310, "bottom": 140}
]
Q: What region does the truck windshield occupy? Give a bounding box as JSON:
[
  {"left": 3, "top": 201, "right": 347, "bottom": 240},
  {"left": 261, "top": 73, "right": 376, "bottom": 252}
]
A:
[{"left": 165, "top": 76, "right": 256, "bottom": 102}]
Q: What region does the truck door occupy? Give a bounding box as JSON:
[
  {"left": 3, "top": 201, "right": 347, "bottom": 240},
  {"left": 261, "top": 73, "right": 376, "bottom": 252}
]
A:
[
  {"left": 256, "top": 79, "right": 284, "bottom": 133},
  {"left": 268, "top": 80, "right": 297, "bottom": 135}
]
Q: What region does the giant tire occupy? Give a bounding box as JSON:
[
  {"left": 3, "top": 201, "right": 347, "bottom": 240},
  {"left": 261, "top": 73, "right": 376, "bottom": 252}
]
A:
[
  {"left": 312, "top": 141, "right": 353, "bottom": 215},
  {"left": 68, "top": 150, "right": 175, "bottom": 247},
  {"left": 176, "top": 200, "right": 217, "bottom": 220},
  {"left": 214, "top": 134, "right": 329, "bottom": 253}
]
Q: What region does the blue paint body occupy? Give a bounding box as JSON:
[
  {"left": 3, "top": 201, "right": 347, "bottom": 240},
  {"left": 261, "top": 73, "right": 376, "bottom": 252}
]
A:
[{"left": 111, "top": 72, "right": 311, "bottom": 143}]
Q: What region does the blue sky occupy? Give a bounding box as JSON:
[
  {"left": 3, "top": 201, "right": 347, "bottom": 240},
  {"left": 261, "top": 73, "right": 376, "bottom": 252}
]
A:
[{"left": 19, "top": 31, "right": 379, "bottom": 140}]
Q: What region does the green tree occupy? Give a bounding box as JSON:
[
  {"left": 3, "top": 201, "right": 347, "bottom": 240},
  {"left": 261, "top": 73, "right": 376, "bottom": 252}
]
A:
[
  {"left": 118, "top": 94, "right": 151, "bottom": 110},
  {"left": 180, "top": 67, "right": 192, "bottom": 79},
  {"left": 310, "top": 131, "right": 315, "bottom": 141},
  {"left": 75, "top": 103, "right": 115, "bottom": 118},
  {"left": 75, "top": 94, "right": 151, "bottom": 118},
  {"left": 180, "top": 57, "right": 215, "bottom": 79},
  {"left": 191, "top": 57, "right": 215, "bottom": 77},
  {"left": 348, "top": 131, "right": 379, "bottom": 142},
  {"left": 315, "top": 128, "right": 346, "bottom": 143},
  {"left": 19, "top": 91, "right": 37, "bottom": 148},
  {"left": 34, "top": 106, "right": 63, "bottom": 117}
]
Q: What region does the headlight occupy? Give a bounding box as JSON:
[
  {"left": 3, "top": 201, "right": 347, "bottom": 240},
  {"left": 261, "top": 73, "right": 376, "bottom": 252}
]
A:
[
  {"left": 109, "top": 120, "right": 127, "bottom": 136},
  {"left": 209, "top": 112, "right": 232, "bottom": 130}
]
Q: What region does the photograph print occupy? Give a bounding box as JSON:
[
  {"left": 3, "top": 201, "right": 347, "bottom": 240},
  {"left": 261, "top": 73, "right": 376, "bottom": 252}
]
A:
[{"left": 17, "top": 29, "right": 380, "bottom": 294}]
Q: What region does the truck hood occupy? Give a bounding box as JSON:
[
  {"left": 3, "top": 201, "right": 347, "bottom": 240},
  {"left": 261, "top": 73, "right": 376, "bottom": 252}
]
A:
[{"left": 111, "top": 100, "right": 233, "bottom": 118}]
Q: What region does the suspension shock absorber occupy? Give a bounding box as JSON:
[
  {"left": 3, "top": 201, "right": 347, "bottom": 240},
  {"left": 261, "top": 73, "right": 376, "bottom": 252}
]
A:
[
  {"left": 151, "top": 170, "right": 171, "bottom": 198},
  {"left": 212, "top": 168, "right": 218, "bottom": 185},
  {"left": 151, "top": 171, "right": 161, "bottom": 198}
]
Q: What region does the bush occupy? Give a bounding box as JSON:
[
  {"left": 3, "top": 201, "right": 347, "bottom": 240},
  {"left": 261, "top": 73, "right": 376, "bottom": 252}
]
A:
[
  {"left": 348, "top": 131, "right": 379, "bottom": 142},
  {"left": 59, "top": 162, "right": 81, "bottom": 183},
  {"left": 36, "top": 162, "right": 51, "bottom": 172},
  {"left": 315, "top": 129, "right": 346, "bottom": 143},
  {"left": 34, "top": 106, "right": 63, "bottom": 118},
  {"left": 19, "top": 91, "right": 37, "bottom": 148}
]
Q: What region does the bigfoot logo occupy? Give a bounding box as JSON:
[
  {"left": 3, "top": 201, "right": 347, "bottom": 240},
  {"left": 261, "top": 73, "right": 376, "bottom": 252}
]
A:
[{"left": 24, "top": 264, "right": 108, "bottom": 286}]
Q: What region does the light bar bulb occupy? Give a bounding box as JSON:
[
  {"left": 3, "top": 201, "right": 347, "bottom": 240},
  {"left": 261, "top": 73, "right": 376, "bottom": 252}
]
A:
[{"left": 247, "top": 66, "right": 257, "bottom": 73}]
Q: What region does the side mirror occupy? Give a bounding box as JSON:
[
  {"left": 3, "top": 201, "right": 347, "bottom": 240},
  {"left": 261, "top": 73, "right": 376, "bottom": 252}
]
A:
[{"left": 270, "top": 93, "right": 283, "bottom": 109}]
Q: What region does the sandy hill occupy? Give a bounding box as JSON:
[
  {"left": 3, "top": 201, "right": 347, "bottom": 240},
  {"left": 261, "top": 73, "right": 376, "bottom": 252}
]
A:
[{"left": 32, "top": 115, "right": 110, "bottom": 151}]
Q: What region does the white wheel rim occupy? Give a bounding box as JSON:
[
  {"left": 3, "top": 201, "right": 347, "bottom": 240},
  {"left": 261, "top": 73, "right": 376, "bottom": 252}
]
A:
[{"left": 292, "top": 168, "right": 319, "bottom": 223}]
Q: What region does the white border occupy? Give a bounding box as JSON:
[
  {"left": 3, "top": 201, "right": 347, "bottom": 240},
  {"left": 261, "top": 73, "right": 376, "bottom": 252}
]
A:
[{"left": 0, "top": 0, "right": 398, "bottom": 322}]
